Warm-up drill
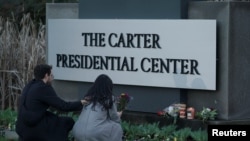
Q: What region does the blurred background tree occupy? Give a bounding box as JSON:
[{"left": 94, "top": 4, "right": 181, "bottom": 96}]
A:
[
  {"left": 0, "top": 0, "right": 79, "bottom": 25},
  {"left": 0, "top": 0, "right": 78, "bottom": 111}
]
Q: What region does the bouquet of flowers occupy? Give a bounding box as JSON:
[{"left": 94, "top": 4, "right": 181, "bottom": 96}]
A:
[
  {"left": 116, "top": 93, "right": 132, "bottom": 112},
  {"left": 196, "top": 107, "right": 218, "bottom": 122}
]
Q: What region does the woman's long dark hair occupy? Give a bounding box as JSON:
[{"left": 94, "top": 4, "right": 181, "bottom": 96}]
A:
[{"left": 84, "top": 74, "right": 114, "bottom": 118}]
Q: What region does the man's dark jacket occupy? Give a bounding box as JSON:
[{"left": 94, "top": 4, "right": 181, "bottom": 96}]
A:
[{"left": 15, "top": 79, "right": 83, "bottom": 141}]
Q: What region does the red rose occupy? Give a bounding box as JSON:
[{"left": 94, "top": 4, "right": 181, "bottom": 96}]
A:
[{"left": 157, "top": 111, "right": 165, "bottom": 116}]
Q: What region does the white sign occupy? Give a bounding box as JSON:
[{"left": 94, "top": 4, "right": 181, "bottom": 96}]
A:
[{"left": 48, "top": 19, "right": 216, "bottom": 90}]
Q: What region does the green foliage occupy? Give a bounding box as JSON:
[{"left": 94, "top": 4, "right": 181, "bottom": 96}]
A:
[
  {"left": 0, "top": 108, "right": 17, "bottom": 130},
  {"left": 158, "top": 124, "right": 177, "bottom": 140},
  {"left": 196, "top": 107, "right": 218, "bottom": 122},
  {"left": 190, "top": 129, "right": 208, "bottom": 141},
  {"left": 121, "top": 121, "right": 207, "bottom": 141},
  {"left": 173, "top": 127, "right": 192, "bottom": 141},
  {"left": 0, "top": 136, "right": 8, "bottom": 141},
  {"left": 122, "top": 121, "right": 143, "bottom": 140},
  {"left": 139, "top": 122, "right": 161, "bottom": 140}
]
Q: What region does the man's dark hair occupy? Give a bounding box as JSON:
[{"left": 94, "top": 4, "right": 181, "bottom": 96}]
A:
[{"left": 34, "top": 64, "right": 52, "bottom": 80}]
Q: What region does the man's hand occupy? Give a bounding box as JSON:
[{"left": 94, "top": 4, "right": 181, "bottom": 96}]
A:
[
  {"left": 117, "top": 111, "right": 123, "bottom": 117},
  {"left": 81, "top": 99, "right": 89, "bottom": 105}
]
